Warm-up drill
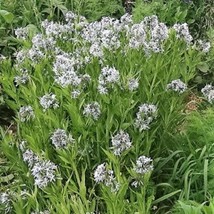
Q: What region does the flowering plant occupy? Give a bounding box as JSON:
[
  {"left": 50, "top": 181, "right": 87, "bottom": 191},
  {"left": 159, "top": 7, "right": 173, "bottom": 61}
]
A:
[{"left": 0, "top": 11, "right": 209, "bottom": 213}]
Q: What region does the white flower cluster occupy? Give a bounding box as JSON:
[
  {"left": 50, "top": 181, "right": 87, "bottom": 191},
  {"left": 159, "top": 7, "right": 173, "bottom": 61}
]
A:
[
  {"left": 120, "top": 13, "right": 133, "bottom": 28},
  {"left": 81, "top": 73, "right": 91, "bottom": 85},
  {"left": 71, "top": 89, "right": 81, "bottom": 99},
  {"left": 101, "top": 29, "right": 121, "bottom": 50},
  {"left": 128, "top": 15, "right": 168, "bottom": 53},
  {"left": 53, "top": 54, "right": 82, "bottom": 87},
  {"left": 31, "top": 160, "right": 57, "bottom": 189},
  {"left": 127, "top": 78, "right": 139, "bottom": 91},
  {"left": 197, "top": 40, "right": 211, "bottom": 53},
  {"left": 134, "top": 155, "right": 153, "bottom": 174},
  {"left": 81, "top": 16, "right": 121, "bottom": 57},
  {"left": 32, "top": 34, "right": 56, "bottom": 51},
  {"left": 14, "top": 69, "right": 29, "bottom": 86},
  {"left": 14, "top": 11, "right": 201, "bottom": 71},
  {"left": 173, "top": 23, "right": 193, "bottom": 45},
  {"left": 65, "top": 11, "right": 78, "bottom": 23},
  {"left": 28, "top": 47, "right": 45, "bottom": 63},
  {"left": 15, "top": 27, "right": 28, "bottom": 40},
  {"left": 15, "top": 49, "right": 28, "bottom": 64},
  {"left": 0, "top": 191, "right": 11, "bottom": 213},
  {"left": 94, "top": 163, "right": 120, "bottom": 192},
  {"left": 98, "top": 66, "right": 120, "bottom": 94},
  {"left": 135, "top": 103, "right": 158, "bottom": 131},
  {"left": 21, "top": 143, "right": 58, "bottom": 189},
  {"left": 19, "top": 140, "right": 27, "bottom": 152},
  {"left": 0, "top": 192, "right": 10, "bottom": 204},
  {"left": 131, "top": 180, "right": 144, "bottom": 188},
  {"left": 72, "top": 47, "right": 92, "bottom": 69},
  {"left": 94, "top": 163, "right": 107, "bottom": 183},
  {"left": 81, "top": 13, "right": 168, "bottom": 56},
  {"left": 19, "top": 106, "right": 35, "bottom": 122},
  {"left": 39, "top": 93, "right": 59, "bottom": 110},
  {"left": 20, "top": 189, "right": 28, "bottom": 200},
  {"left": 83, "top": 102, "right": 101, "bottom": 120},
  {"left": 14, "top": 46, "right": 44, "bottom": 65},
  {"left": 65, "top": 12, "right": 88, "bottom": 29},
  {"left": 14, "top": 12, "right": 89, "bottom": 66},
  {"left": 15, "top": 34, "right": 54, "bottom": 65},
  {"left": 89, "top": 43, "right": 104, "bottom": 58},
  {"left": 151, "top": 21, "right": 169, "bottom": 42},
  {"left": 50, "top": 129, "right": 74, "bottom": 149},
  {"left": 81, "top": 14, "right": 171, "bottom": 55},
  {"left": 201, "top": 84, "right": 214, "bottom": 103},
  {"left": 128, "top": 23, "right": 146, "bottom": 49},
  {"left": 111, "top": 130, "right": 132, "bottom": 155},
  {"left": 22, "top": 149, "right": 39, "bottom": 168},
  {"left": 166, "top": 79, "right": 187, "bottom": 94},
  {"left": 41, "top": 19, "right": 73, "bottom": 39}
]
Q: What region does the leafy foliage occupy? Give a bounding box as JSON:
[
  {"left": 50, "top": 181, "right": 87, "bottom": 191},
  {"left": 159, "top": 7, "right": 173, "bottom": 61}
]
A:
[{"left": 0, "top": 1, "right": 214, "bottom": 213}]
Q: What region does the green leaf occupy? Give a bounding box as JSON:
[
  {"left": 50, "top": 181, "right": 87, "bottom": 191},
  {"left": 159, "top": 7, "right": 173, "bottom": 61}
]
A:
[
  {"left": 153, "top": 189, "right": 181, "bottom": 204},
  {"left": 42, "top": 8, "right": 52, "bottom": 14},
  {"left": 194, "top": 75, "right": 203, "bottom": 84},
  {"left": 0, "top": 174, "right": 14, "bottom": 183},
  {"left": 204, "top": 159, "right": 208, "bottom": 198},
  {"left": 197, "top": 63, "right": 209, "bottom": 73},
  {"left": 55, "top": 4, "right": 68, "bottom": 14},
  {"left": 0, "top": 10, "right": 14, "bottom": 23},
  {"left": 58, "top": 155, "right": 70, "bottom": 164},
  {"left": 187, "top": 19, "right": 195, "bottom": 24},
  {"left": 102, "top": 149, "right": 117, "bottom": 164},
  {"left": 26, "top": 24, "right": 38, "bottom": 38}
]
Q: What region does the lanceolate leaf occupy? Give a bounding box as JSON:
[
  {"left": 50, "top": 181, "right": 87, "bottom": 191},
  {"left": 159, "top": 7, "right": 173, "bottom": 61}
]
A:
[{"left": 0, "top": 10, "right": 14, "bottom": 23}]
